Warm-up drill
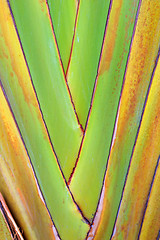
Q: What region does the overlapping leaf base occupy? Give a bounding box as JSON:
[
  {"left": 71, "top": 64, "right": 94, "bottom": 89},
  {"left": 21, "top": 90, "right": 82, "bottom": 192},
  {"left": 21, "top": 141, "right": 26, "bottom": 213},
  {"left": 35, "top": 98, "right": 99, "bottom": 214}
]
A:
[{"left": 0, "top": 0, "right": 160, "bottom": 239}]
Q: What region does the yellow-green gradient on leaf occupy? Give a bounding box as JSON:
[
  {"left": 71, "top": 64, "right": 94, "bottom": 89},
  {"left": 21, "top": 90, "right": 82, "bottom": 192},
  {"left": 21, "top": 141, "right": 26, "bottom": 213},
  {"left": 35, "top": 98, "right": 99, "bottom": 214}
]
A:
[
  {"left": 88, "top": 0, "right": 160, "bottom": 238},
  {"left": 112, "top": 53, "right": 160, "bottom": 240},
  {"left": 0, "top": 84, "right": 56, "bottom": 240},
  {"left": 139, "top": 157, "right": 160, "bottom": 240},
  {"left": 0, "top": 1, "right": 89, "bottom": 239},
  {"left": 69, "top": 0, "right": 140, "bottom": 222},
  {"left": 0, "top": 0, "right": 160, "bottom": 239},
  {"left": 8, "top": 0, "right": 82, "bottom": 180},
  {"left": 66, "top": 0, "right": 111, "bottom": 127}
]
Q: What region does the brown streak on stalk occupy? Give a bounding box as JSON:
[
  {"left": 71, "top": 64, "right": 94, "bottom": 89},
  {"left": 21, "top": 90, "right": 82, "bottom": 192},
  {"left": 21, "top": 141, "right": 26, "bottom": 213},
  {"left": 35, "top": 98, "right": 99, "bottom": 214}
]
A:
[
  {"left": 109, "top": 53, "right": 158, "bottom": 239},
  {"left": 99, "top": 0, "right": 123, "bottom": 75}
]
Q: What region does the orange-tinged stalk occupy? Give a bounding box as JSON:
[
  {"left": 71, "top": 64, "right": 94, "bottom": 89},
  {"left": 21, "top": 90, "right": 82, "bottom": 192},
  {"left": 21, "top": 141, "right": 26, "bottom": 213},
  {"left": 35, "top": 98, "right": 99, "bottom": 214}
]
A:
[
  {"left": 0, "top": 84, "right": 56, "bottom": 239},
  {"left": 0, "top": 0, "right": 160, "bottom": 239},
  {"left": 111, "top": 53, "right": 160, "bottom": 239},
  {"left": 88, "top": 0, "right": 160, "bottom": 239},
  {"left": 99, "top": 0, "right": 123, "bottom": 75},
  {"left": 0, "top": 2, "right": 90, "bottom": 239},
  {"left": 139, "top": 158, "right": 160, "bottom": 240},
  {"left": 69, "top": 0, "right": 139, "bottom": 223},
  {"left": 8, "top": 0, "right": 83, "bottom": 180},
  {"left": 0, "top": 0, "right": 49, "bottom": 135}
]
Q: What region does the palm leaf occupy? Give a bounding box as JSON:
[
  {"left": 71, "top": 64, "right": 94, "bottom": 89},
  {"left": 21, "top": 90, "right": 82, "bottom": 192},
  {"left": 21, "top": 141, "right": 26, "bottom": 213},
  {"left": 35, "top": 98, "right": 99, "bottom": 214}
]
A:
[{"left": 0, "top": 0, "right": 160, "bottom": 239}]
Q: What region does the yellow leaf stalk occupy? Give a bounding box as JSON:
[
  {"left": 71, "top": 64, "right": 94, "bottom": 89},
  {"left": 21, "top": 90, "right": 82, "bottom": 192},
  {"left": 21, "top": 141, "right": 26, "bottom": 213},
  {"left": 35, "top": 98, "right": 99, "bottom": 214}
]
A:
[
  {"left": 139, "top": 157, "right": 160, "bottom": 240},
  {"left": 0, "top": 84, "right": 56, "bottom": 239},
  {"left": 112, "top": 53, "right": 160, "bottom": 239},
  {"left": 88, "top": 0, "right": 160, "bottom": 239}
]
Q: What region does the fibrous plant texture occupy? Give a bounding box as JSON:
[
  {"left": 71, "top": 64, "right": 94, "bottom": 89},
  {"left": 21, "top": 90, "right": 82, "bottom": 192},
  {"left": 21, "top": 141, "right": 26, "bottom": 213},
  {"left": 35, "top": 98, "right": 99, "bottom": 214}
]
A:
[{"left": 0, "top": 0, "right": 160, "bottom": 239}]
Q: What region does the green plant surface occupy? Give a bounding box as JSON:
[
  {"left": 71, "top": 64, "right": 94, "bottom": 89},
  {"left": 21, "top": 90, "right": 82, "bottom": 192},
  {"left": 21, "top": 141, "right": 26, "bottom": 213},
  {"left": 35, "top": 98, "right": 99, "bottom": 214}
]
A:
[
  {"left": 69, "top": 0, "right": 140, "bottom": 222},
  {"left": 0, "top": 76, "right": 89, "bottom": 240},
  {"left": 66, "top": 0, "right": 111, "bottom": 127},
  {"left": 139, "top": 157, "right": 160, "bottom": 240},
  {"left": 89, "top": 0, "right": 160, "bottom": 238},
  {"left": 8, "top": 0, "right": 82, "bottom": 180},
  {"left": 0, "top": 1, "right": 89, "bottom": 240},
  {"left": 0, "top": 84, "right": 56, "bottom": 240},
  {"left": 0, "top": 0, "right": 160, "bottom": 239},
  {"left": 111, "top": 53, "right": 160, "bottom": 240},
  {"left": 0, "top": 207, "right": 13, "bottom": 240},
  {"left": 47, "top": 0, "right": 78, "bottom": 72}
]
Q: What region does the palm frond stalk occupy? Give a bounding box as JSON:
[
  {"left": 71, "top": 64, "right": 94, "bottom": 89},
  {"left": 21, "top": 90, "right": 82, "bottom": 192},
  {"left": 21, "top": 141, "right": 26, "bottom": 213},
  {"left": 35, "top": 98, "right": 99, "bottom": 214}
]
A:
[{"left": 0, "top": 0, "right": 160, "bottom": 239}]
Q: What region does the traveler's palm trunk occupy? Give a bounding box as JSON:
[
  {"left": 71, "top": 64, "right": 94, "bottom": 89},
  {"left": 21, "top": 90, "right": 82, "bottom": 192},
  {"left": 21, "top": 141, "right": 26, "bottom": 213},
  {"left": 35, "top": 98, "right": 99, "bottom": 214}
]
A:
[{"left": 0, "top": 0, "right": 160, "bottom": 239}]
